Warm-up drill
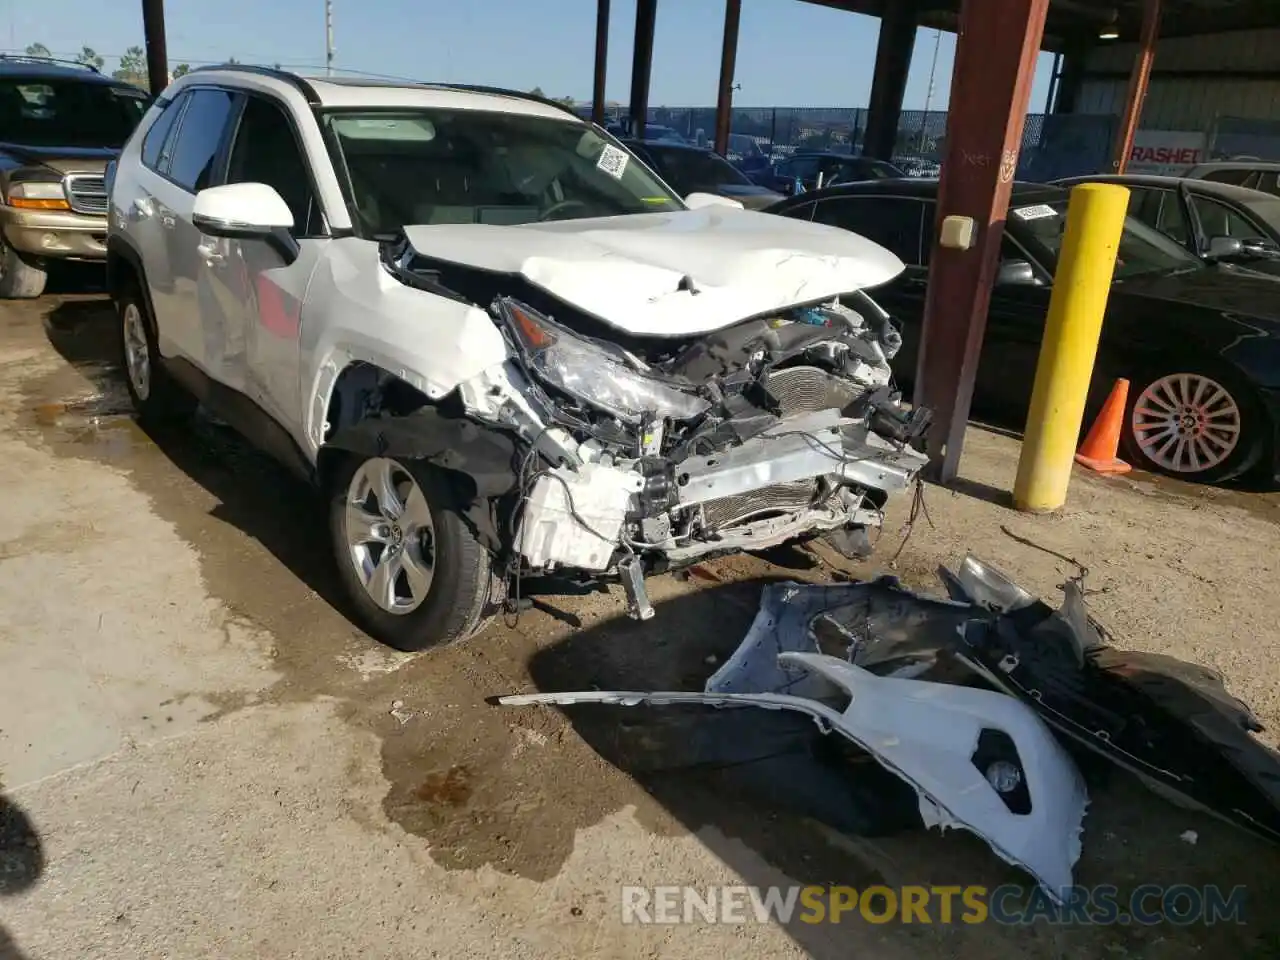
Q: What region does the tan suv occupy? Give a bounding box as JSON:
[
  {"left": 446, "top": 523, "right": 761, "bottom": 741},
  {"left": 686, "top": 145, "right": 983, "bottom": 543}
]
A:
[{"left": 0, "top": 55, "right": 150, "bottom": 297}]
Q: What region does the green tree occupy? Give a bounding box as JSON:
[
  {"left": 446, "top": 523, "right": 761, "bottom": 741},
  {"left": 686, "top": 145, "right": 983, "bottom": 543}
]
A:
[
  {"left": 529, "top": 86, "right": 545, "bottom": 97},
  {"left": 171, "top": 63, "right": 191, "bottom": 78},
  {"left": 75, "top": 46, "right": 104, "bottom": 71},
  {"left": 227, "top": 56, "right": 241, "bottom": 64},
  {"left": 113, "top": 45, "right": 146, "bottom": 84},
  {"left": 24, "top": 42, "right": 51, "bottom": 58}
]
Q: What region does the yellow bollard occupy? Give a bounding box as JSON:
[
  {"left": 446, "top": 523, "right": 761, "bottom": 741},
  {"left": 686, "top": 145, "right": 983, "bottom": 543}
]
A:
[{"left": 1013, "top": 183, "right": 1129, "bottom": 513}]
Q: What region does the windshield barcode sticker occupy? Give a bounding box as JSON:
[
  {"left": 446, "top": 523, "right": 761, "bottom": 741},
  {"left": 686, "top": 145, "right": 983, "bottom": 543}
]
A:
[
  {"left": 597, "top": 144, "right": 630, "bottom": 179},
  {"left": 1013, "top": 204, "right": 1057, "bottom": 220}
]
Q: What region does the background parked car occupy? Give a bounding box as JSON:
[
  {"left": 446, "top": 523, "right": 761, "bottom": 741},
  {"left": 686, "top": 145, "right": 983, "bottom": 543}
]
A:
[
  {"left": 1183, "top": 160, "right": 1280, "bottom": 197},
  {"left": 0, "top": 55, "right": 150, "bottom": 297},
  {"left": 726, "top": 133, "right": 770, "bottom": 179},
  {"left": 605, "top": 120, "right": 686, "bottom": 143},
  {"left": 754, "top": 151, "right": 904, "bottom": 195},
  {"left": 1054, "top": 174, "right": 1280, "bottom": 276},
  {"left": 765, "top": 179, "right": 1280, "bottom": 484},
  {"left": 622, "top": 138, "right": 785, "bottom": 209}
]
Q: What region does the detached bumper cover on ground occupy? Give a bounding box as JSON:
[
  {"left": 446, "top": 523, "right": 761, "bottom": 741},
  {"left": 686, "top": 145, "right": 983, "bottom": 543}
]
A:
[{"left": 498, "top": 556, "right": 1280, "bottom": 897}]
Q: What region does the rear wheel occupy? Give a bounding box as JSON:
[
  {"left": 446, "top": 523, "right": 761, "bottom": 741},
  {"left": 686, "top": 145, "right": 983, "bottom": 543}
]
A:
[
  {"left": 1122, "top": 368, "right": 1265, "bottom": 483},
  {"left": 0, "top": 235, "right": 47, "bottom": 299},
  {"left": 328, "top": 455, "right": 498, "bottom": 651},
  {"left": 116, "top": 283, "right": 197, "bottom": 425}
]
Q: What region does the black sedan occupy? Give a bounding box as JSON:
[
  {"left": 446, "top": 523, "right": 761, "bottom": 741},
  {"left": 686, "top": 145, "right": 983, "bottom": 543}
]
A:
[
  {"left": 765, "top": 179, "right": 1280, "bottom": 483},
  {"left": 1053, "top": 174, "right": 1280, "bottom": 276},
  {"left": 620, "top": 139, "right": 785, "bottom": 210},
  {"left": 755, "top": 151, "right": 904, "bottom": 196}
]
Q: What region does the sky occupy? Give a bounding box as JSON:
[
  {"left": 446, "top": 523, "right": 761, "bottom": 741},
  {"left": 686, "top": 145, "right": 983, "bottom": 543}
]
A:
[{"left": 1, "top": 0, "right": 1056, "bottom": 111}]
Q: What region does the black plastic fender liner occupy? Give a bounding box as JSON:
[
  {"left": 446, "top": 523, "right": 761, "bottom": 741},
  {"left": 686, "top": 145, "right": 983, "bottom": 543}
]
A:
[{"left": 318, "top": 408, "right": 521, "bottom": 553}]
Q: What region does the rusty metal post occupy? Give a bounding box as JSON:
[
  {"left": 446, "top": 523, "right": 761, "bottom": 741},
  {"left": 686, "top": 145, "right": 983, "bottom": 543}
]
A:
[
  {"left": 913, "top": 0, "right": 1051, "bottom": 483},
  {"left": 141, "top": 0, "right": 169, "bottom": 95},
  {"left": 713, "top": 0, "right": 743, "bottom": 156},
  {"left": 1112, "top": 0, "right": 1162, "bottom": 172},
  {"left": 592, "top": 0, "right": 611, "bottom": 125},
  {"left": 628, "top": 0, "right": 658, "bottom": 140},
  {"left": 863, "top": 0, "right": 917, "bottom": 161}
]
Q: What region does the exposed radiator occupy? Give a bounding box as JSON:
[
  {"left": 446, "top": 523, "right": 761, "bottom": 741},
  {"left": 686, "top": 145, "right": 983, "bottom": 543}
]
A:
[
  {"left": 702, "top": 479, "right": 822, "bottom": 529},
  {"left": 765, "top": 365, "right": 863, "bottom": 416}
]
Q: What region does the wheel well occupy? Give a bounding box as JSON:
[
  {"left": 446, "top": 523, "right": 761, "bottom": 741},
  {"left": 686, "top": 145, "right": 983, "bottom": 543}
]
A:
[{"left": 316, "top": 362, "right": 439, "bottom": 490}]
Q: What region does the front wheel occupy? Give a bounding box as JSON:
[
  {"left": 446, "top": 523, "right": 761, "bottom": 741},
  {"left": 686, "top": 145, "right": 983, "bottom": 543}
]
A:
[
  {"left": 1121, "top": 369, "right": 1265, "bottom": 484},
  {"left": 328, "top": 455, "right": 498, "bottom": 651}
]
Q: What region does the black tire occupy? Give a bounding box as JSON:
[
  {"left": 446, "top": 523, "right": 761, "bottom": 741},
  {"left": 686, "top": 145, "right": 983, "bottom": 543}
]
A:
[
  {"left": 115, "top": 281, "right": 197, "bottom": 425},
  {"left": 328, "top": 455, "right": 498, "bottom": 651},
  {"left": 0, "top": 235, "right": 47, "bottom": 299},
  {"left": 1120, "top": 365, "right": 1266, "bottom": 484}
]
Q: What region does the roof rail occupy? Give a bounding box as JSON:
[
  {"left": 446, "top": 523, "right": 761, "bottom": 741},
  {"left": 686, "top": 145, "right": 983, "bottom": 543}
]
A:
[
  {"left": 188, "top": 63, "right": 320, "bottom": 105},
  {"left": 424, "top": 83, "right": 583, "bottom": 120},
  {"left": 0, "top": 53, "right": 100, "bottom": 74}
]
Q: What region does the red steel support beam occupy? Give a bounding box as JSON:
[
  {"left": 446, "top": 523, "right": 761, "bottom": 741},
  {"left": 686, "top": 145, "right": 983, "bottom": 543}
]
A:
[
  {"left": 713, "top": 0, "right": 743, "bottom": 156},
  {"left": 592, "top": 0, "right": 611, "bottom": 125},
  {"left": 862, "top": 0, "right": 917, "bottom": 161},
  {"left": 141, "top": 0, "right": 169, "bottom": 95},
  {"left": 629, "top": 0, "right": 658, "bottom": 140},
  {"left": 913, "top": 0, "right": 1050, "bottom": 483},
  {"left": 1112, "top": 0, "right": 1162, "bottom": 172}
]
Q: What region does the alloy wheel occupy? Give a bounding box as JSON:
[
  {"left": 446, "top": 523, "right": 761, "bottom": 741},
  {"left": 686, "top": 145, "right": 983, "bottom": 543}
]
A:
[
  {"left": 343, "top": 458, "right": 436, "bottom": 615},
  {"left": 122, "top": 303, "right": 151, "bottom": 402},
  {"left": 1131, "top": 373, "right": 1242, "bottom": 474}
]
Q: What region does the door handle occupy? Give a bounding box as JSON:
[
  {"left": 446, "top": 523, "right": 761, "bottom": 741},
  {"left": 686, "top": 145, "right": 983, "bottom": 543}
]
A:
[
  {"left": 132, "top": 197, "right": 154, "bottom": 220},
  {"left": 197, "top": 242, "right": 225, "bottom": 265}
]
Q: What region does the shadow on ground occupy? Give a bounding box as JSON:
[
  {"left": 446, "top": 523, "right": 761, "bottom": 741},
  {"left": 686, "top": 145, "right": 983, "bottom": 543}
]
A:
[
  {"left": 518, "top": 584, "right": 1280, "bottom": 960},
  {"left": 0, "top": 794, "right": 43, "bottom": 960},
  {"left": 39, "top": 296, "right": 355, "bottom": 628}
]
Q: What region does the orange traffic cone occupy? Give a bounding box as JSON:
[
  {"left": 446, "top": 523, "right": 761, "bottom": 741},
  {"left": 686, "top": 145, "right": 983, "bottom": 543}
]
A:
[{"left": 1074, "top": 379, "right": 1133, "bottom": 475}]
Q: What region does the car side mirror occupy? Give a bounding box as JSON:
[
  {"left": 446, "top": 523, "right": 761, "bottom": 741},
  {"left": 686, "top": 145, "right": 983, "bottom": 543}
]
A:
[
  {"left": 193, "top": 183, "right": 294, "bottom": 238},
  {"left": 1204, "top": 235, "right": 1245, "bottom": 261},
  {"left": 996, "top": 259, "right": 1040, "bottom": 286}
]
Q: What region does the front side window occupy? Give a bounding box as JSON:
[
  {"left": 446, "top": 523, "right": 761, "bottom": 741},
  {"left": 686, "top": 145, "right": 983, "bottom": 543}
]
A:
[
  {"left": 0, "top": 78, "right": 148, "bottom": 148},
  {"left": 811, "top": 196, "right": 925, "bottom": 265},
  {"left": 1200, "top": 167, "right": 1254, "bottom": 187},
  {"left": 166, "top": 88, "right": 237, "bottom": 193},
  {"left": 1190, "top": 196, "right": 1265, "bottom": 242},
  {"left": 1010, "top": 198, "right": 1201, "bottom": 280},
  {"left": 322, "top": 109, "right": 682, "bottom": 237},
  {"left": 226, "top": 95, "right": 321, "bottom": 234},
  {"left": 643, "top": 145, "right": 752, "bottom": 193}
]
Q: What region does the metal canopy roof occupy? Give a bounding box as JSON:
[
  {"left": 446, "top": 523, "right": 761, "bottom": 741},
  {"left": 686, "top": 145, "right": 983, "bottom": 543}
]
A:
[{"left": 803, "top": 0, "right": 1280, "bottom": 47}]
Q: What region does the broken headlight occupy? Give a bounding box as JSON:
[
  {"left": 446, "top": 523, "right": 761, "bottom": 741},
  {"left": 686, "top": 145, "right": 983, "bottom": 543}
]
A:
[{"left": 498, "top": 299, "right": 710, "bottom": 425}]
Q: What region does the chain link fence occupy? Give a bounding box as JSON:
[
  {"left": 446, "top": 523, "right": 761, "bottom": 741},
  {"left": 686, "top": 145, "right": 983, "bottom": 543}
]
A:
[{"left": 591, "top": 105, "right": 1074, "bottom": 178}]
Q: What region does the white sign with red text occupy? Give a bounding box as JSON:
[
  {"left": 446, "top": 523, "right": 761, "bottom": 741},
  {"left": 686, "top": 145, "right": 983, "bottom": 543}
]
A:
[{"left": 1126, "top": 130, "right": 1207, "bottom": 175}]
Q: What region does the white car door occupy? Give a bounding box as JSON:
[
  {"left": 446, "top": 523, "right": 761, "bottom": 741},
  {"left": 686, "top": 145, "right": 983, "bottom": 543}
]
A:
[
  {"left": 148, "top": 86, "right": 239, "bottom": 378},
  {"left": 211, "top": 93, "right": 329, "bottom": 436}
]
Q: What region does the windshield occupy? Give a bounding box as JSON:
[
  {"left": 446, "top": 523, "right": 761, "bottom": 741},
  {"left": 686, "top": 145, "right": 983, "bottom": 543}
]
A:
[
  {"left": 643, "top": 144, "right": 752, "bottom": 191},
  {"left": 0, "top": 78, "right": 148, "bottom": 148},
  {"left": 1010, "top": 198, "right": 1201, "bottom": 280},
  {"left": 827, "top": 158, "right": 901, "bottom": 182},
  {"left": 323, "top": 109, "right": 683, "bottom": 237}
]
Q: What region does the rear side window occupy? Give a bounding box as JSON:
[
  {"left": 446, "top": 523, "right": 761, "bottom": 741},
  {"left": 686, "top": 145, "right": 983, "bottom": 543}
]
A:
[
  {"left": 811, "top": 196, "right": 927, "bottom": 265},
  {"left": 140, "top": 93, "right": 186, "bottom": 171},
  {"left": 166, "top": 88, "right": 237, "bottom": 193},
  {"left": 1200, "top": 167, "right": 1254, "bottom": 187}
]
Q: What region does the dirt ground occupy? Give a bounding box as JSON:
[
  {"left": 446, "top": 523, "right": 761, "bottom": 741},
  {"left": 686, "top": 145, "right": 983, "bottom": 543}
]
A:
[{"left": 2, "top": 273, "right": 1280, "bottom": 959}]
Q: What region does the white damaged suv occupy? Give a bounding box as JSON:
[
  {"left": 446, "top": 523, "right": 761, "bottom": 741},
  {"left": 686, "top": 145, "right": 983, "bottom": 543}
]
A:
[{"left": 106, "top": 66, "right": 930, "bottom": 650}]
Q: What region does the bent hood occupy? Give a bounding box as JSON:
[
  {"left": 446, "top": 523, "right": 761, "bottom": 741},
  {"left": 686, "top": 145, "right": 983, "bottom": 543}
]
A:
[{"left": 401, "top": 206, "right": 904, "bottom": 337}]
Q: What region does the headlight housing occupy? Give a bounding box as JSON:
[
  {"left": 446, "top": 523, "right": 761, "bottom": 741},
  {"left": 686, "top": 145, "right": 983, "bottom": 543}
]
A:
[
  {"left": 6, "top": 179, "right": 70, "bottom": 211},
  {"left": 498, "top": 299, "right": 710, "bottom": 424}
]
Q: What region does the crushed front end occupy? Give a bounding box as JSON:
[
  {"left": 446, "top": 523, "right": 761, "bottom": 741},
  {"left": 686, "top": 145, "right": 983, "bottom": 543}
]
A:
[{"left": 458, "top": 290, "right": 931, "bottom": 619}]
